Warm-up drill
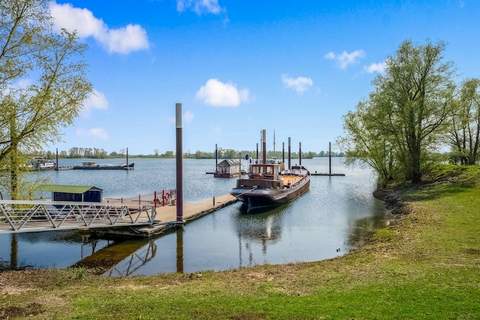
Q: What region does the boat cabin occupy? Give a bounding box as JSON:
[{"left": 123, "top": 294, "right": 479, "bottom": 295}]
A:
[
  {"left": 214, "top": 159, "right": 241, "bottom": 178},
  {"left": 249, "top": 164, "right": 281, "bottom": 180},
  {"left": 37, "top": 184, "right": 103, "bottom": 203}
]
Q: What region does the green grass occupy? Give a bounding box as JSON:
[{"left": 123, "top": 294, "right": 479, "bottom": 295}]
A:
[{"left": 1, "top": 165, "right": 480, "bottom": 319}]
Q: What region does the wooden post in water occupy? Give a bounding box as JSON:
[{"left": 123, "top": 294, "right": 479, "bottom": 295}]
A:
[
  {"left": 55, "top": 148, "right": 59, "bottom": 171},
  {"left": 329, "top": 142, "right": 332, "bottom": 176},
  {"left": 299, "top": 142, "right": 302, "bottom": 166},
  {"left": 282, "top": 142, "right": 285, "bottom": 164},
  {"left": 288, "top": 137, "right": 291, "bottom": 170},
  {"left": 126, "top": 148, "right": 129, "bottom": 167},
  {"left": 176, "top": 227, "right": 184, "bottom": 273},
  {"left": 176, "top": 103, "right": 184, "bottom": 223}
]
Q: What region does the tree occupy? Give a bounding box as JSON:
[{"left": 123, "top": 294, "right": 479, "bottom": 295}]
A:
[
  {"left": 343, "top": 41, "right": 454, "bottom": 184},
  {"left": 342, "top": 100, "right": 400, "bottom": 186},
  {"left": 447, "top": 79, "right": 480, "bottom": 165},
  {"left": 0, "top": 0, "right": 91, "bottom": 198}
]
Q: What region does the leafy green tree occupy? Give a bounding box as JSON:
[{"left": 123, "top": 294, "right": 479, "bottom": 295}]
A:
[
  {"left": 343, "top": 41, "right": 454, "bottom": 184},
  {"left": 0, "top": 0, "right": 91, "bottom": 198},
  {"left": 447, "top": 79, "right": 480, "bottom": 165}
]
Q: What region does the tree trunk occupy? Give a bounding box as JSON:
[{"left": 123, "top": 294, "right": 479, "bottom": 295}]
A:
[
  {"left": 410, "top": 144, "right": 422, "bottom": 183},
  {"left": 9, "top": 111, "right": 18, "bottom": 200}
]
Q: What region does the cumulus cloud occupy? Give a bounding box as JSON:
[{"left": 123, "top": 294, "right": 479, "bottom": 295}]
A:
[
  {"left": 76, "top": 128, "right": 109, "bottom": 140},
  {"left": 49, "top": 1, "right": 149, "bottom": 54},
  {"left": 196, "top": 79, "right": 249, "bottom": 108},
  {"left": 177, "top": 0, "right": 222, "bottom": 15},
  {"left": 82, "top": 89, "right": 109, "bottom": 113},
  {"left": 364, "top": 61, "right": 387, "bottom": 74},
  {"left": 324, "top": 50, "right": 366, "bottom": 69},
  {"left": 281, "top": 74, "right": 313, "bottom": 94}
]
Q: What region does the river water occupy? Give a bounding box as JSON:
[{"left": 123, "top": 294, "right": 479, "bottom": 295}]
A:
[{"left": 0, "top": 158, "right": 384, "bottom": 276}]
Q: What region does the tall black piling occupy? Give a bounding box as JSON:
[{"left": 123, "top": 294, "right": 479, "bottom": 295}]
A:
[
  {"left": 176, "top": 103, "right": 184, "bottom": 223},
  {"left": 288, "top": 137, "right": 291, "bottom": 170},
  {"left": 215, "top": 144, "right": 218, "bottom": 173},
  {"left": 329, "top": 142, "right": 332, "bottom": 176},
  {"left": 55, "top": 148, "right": 59, "bottom": 171},
  {"left": 299, "top": 142, "right": 302, "bottom": 166}
]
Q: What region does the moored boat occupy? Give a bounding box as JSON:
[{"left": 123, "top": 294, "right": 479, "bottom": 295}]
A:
[
  {"left": 231, "top": 163, "right": 310, "bottom": 213},
  {"left": 72, "top": 161, "right": 134, "bottom": 170}
]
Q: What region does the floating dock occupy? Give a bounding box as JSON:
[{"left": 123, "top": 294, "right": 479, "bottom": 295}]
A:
[{"left": 95, "top": 194, "right": 238, "bottom": 238}]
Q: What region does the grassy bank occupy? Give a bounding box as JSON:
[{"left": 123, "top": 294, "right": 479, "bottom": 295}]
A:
[{"left": 1, "top": 165, "right": 480, "bottom": 319}]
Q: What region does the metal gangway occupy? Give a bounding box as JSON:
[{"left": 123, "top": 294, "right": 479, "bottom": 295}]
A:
[{"left": 0, "top": 200, "right": 157, "bottom": 234}]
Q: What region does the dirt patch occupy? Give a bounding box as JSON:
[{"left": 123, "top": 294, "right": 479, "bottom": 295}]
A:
[
  {"left": 0, "top": 286, "right": 32, "bottom": 295},
  {"left": 230, "top": 313, "right": 266, "bottom": 320},
  {"left": 0, "top": 302, "right": 44, "bottom": 319},
  {"left": 465, "top": 248, "right": 480, "bottom": 255}
]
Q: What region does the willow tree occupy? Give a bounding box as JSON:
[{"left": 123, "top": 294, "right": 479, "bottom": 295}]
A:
[
  {"left": 343, "top": 41, "right": 454, "bottom": 184},
  {"left": 0, "top": 0, "right": 91, "bottom": 199},
  {"left": 342, "top": 99, "right": 400, "bottom": 187},
  {"left": 447, "top": 79, "right": 480, "bottom": 165}
]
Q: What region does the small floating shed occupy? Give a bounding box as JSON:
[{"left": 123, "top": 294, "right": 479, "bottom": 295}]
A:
[
  {"left": 38, "top": 184, "right": 103, "bottom": 202},
  {"left": 214, "top": 159, "right": 241, "bottom": 178}
]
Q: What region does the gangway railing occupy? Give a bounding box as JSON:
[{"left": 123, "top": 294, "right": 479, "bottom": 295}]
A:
[{"left": 0, "top": 200, "right": 157, "bottom": 234}]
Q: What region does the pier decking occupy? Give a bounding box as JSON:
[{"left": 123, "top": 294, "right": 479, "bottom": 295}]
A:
[{"left": 99, "top": 194, "right": 238, "bottom": 238}]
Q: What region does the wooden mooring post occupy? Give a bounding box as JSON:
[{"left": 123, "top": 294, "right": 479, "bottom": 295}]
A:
[
  {"left": 176, "top": 103, "right": 184, "bottom": 223},
  {"left": 55, "top": 148, "right": 59, "bottom": 171},
  {"left": 311, "top": 141, "right": 346, "bottom": 177}
]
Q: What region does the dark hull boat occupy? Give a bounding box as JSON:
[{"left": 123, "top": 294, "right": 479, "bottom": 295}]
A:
[
  {"left": 73, "top": 162, "right": 134, "bottom": 170},
  {"left": 231, "top": 164, "right": 310, "bottom": 213}
]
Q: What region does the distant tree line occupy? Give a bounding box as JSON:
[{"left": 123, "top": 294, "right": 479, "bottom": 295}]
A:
[
  {"left": 33, "top": 148, "right": 346, "bottom": 159},
  {"left": 341, "top": 40, "right": 480, "bottom": 187}
]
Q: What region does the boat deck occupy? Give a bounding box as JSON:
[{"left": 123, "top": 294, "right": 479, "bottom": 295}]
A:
[{"left": 280, "top": 174, "right": 303, "bottom": 186}]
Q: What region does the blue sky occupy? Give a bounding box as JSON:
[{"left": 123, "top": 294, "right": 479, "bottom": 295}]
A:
[{"left": 49, "top": 0, "right": 480, "bottom": 154}]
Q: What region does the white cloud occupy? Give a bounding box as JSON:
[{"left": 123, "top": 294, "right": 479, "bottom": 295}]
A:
[
  {"left": 364, "top": 61, "right": 386, "bottom": 74},
  {"left": 196, "top": 79, "right": 249, "bottom": 108},
  {"left": 281, "top": 74, "right": 313, "bottom": 94},
  {"left": 177, "top": 0, "right": 222, "bottom": 15},
  {"left": 82, "top": 89, "right": 108, "bottom": 113},
  {"left": 49, "top": 2, "right": 149, "bottom": 54},
  {"left": 324, "top": 50, "right": 366, "bottom": 69},
  {"left": 76, "top": 127, "right": 109, "bottom": 140}
]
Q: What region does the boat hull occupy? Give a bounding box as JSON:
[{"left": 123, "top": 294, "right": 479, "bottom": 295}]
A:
[
  {"left": 231, "top": 175, "right": 310, "bottom": 213},
  {"left": 73, "top": 163, "right": 134, "bottom": 170}
]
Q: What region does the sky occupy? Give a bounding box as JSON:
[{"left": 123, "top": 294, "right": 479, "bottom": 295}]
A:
[{"left": 47, "top": 0, "right": 480, "bottom": 154}]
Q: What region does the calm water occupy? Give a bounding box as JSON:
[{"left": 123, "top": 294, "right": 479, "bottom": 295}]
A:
[{"left": 0, "top": 158, "right": 385, "bottom": 275}]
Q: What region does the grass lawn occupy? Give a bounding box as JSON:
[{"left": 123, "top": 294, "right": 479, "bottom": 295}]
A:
[{"left": 1, "top": 165, "right": 479, "bottom": 319}]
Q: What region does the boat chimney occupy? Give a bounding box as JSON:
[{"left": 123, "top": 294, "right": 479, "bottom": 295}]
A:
[
  {"left": 299, "top": 142, "right": 302, "bottom": 166},
  {"left": 176, "top": 103, "right": 184, "bottom": 223},
  {"left": 282, "top": 142, "right": 285, "bottom": 164},
  {"left": 256, "top": 143, "right": 259, "bottom": 164},
  {"left": 288, "top": 137, "right": 291, "bottom": 170},
  {"left": 261, "top": 129, "right": 267, "bottom": 164}
]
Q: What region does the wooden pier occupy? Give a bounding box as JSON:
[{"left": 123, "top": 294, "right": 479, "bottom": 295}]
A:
[{"left": 95, "top": 194, "right": 238, "bottom": 238}]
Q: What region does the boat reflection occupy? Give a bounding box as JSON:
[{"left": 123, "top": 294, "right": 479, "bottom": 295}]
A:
[{"left": 233, "top": 205, "right": 286, "bottom": 267}]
